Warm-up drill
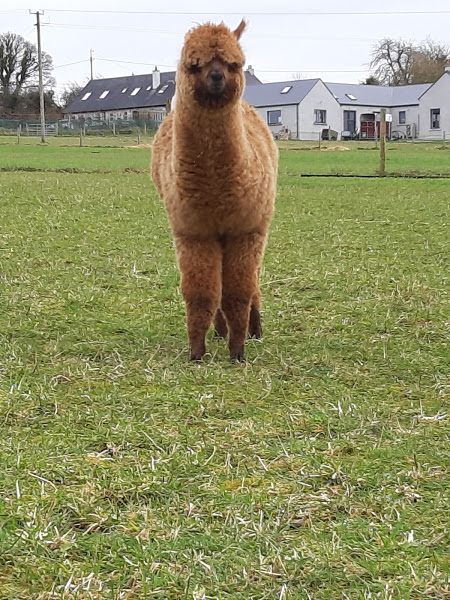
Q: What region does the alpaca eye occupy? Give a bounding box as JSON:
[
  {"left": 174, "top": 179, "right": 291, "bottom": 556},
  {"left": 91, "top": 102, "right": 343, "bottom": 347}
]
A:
[
  {"left": 228, "top": 63, "right": 240, "bottom": 73},
  {"left": 188, "top": 63, "right": 201, "bottom": 74}
]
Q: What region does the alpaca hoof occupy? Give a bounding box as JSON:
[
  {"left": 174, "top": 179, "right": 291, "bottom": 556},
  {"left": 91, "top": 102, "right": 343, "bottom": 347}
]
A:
[
  {"left": 189, "top": 345, "right": 205, "bottom": 362},
  {"left": 248, "top": 329, "right": 262, "bottom": 340},
  {"left": 230, "top": 352, "right": 246, "bottom": 364}
]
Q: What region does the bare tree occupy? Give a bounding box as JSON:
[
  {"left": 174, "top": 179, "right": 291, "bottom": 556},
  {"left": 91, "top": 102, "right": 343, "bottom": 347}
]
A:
[
  {"left": 360, "top": 75, "right": 381, "bottom": 85},
  {"left": 60, "top": 81, "right": 86, "bottom": 108},
  {"left": 0, "top": 32, "right": 53, "bottom": 112},
  {"left": 370, "top": 37, "right": 450, "bottom": 85}
]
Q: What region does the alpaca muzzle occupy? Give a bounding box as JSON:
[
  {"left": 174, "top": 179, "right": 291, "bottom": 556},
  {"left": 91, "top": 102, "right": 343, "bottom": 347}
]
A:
[{"left": 207, "top": 69, "right": 226, "bottom": 94}]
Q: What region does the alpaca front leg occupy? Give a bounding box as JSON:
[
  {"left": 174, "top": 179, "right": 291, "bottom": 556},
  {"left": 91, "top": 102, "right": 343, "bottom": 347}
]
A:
[
  {"left": 222, "top": 233, "right": 266, "bottom": 362},
  {"left": 175, "top": 236, "right": 222, "bottom": 361}
]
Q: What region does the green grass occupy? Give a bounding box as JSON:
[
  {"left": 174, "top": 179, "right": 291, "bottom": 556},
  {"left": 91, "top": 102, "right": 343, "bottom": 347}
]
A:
[
  {"left": 1, "top": 136, "right": 450, "bottom": 176},
  {"left": 0, "top": 141, "right": 449, "bottom": 599}
]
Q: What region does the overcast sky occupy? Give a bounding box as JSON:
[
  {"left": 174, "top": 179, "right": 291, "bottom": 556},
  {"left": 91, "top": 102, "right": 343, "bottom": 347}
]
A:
[{"left": 4, "top": 1, "right": 450, "bottom": 97}]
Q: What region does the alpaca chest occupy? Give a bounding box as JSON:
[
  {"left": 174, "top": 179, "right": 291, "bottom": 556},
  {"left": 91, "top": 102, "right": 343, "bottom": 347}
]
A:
[{"left": 169, "top": 166, "right": 274, "bottom": 236}]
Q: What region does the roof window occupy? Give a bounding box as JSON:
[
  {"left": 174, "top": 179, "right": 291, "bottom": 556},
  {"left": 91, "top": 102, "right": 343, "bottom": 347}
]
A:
[
  {"left": 281, "top": 86, "right": 292, "bottom": 94},
  {"left": 157, "top": 84, "right": 169, "bottom": 94},
  {"left": 146, "top": 86, "right": 152, "bottom": 91},
  {"left": 130, "top": 87, "right": 141, "bottom": 96},
  {"left": 346, "top": 93, "right": 357, "bottom": 100},
  {"left": 99, "top": 90, "right": 109, "bottom": 99},
  {"left": 121, "top": 88, "right": 127, "bottom": 93},
  {"left": 81, "top": 92, "right": 91, "bottom": 101}
]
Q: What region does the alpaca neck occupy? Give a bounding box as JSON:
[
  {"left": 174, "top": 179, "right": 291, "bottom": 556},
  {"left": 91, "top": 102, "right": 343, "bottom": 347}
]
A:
[{"left": 173, "top": 99, "right": 246, "bottom": 163}]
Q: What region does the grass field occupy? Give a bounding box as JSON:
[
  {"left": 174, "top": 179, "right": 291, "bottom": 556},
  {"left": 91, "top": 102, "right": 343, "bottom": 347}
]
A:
[{"left": 0, "top": 138, "right": 449, "bottom": 599}]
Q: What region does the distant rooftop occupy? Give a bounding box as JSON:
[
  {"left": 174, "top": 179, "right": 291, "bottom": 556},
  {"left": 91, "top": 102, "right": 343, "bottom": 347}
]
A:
[
  {"left": 325, "top": 81, "right": 433, "bottom": 107},
  {"left": 244, "top": 78, "right": 320, "bottom": 107}
]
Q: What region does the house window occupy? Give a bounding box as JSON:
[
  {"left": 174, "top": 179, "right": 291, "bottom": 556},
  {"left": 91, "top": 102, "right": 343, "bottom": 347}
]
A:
[
  {"left": 430, "top": 108, "right": 440, "bottom": 129},
  {"left": 130, "top": 87, "right": 141, "bottom": 96},
  {"left": 81, "top": 92, "right": 91, "bottom": 101},
  {"left": 281, "top": 86, "right": 292, "bottom": 94},
  {"left": 314, "top": 109, "right": 326, "bottom": 124},
  {"left": 399, "top": 110, "right": 406, "bottom": 124},
  {"left": 267, "top": 110, "right": 281, "bottom": 125}
]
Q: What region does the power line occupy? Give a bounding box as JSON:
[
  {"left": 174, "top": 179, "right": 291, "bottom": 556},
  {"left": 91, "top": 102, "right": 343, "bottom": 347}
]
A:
[
  {"left": 42, "top": 22, "right": 377, "bottom": 42},
  {"left": 41, "top": 8, "right": 450, "bottom": 15},
  {"left": 96, "top": 57, "right": 176, "bottom": 69},
  {"left": 54, "top": 59, "right": 89, "bottom": 69}
]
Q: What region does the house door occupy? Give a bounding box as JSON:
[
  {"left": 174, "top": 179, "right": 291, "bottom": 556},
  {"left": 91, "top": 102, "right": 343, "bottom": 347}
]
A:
[{"left": 343, "top": 110, "right": 356, "bottom": 134}]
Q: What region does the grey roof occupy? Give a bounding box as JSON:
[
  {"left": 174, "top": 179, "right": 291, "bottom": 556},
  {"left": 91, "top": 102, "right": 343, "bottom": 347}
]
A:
[
  {"left": 64, "top": 71, "right": 176, "bottom": 114},
  {"left": 243, "top": 78, "right": 320, "bottom": 107},
  {"left": 325, "top": 81, "right": 432, "bottom": 107},
  {"left": 65, "top": 70, "right": 262, "bottom": 114}
]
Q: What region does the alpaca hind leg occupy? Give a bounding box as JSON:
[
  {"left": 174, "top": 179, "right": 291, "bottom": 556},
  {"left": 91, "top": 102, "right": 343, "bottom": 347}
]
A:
[
  {"left": 213, "top": 308, "right": 228, "bottom": 339},
  {"left": 248, "top": 291, "right": 262, "bottom": 339},
  {"left": 175, "top": 236, "right": 222, "bottom": 361},
  {"left": 222, "top": 233, "right": 266, "bottom": 362}
]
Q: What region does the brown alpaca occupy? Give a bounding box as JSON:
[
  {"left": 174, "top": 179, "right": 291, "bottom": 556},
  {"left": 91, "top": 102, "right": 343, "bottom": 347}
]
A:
[{"left": 151, "top": 20, "right": 278, "bottom": 362}]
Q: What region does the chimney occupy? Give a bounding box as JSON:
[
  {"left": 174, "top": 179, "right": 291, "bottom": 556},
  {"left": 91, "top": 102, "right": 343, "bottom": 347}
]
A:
[
  {"left": 247, "top": 65, "right": 254, "bottom": 76},
  {"left": 445, "top": 60, "right": 450, "bottom": 73},
  {"left": 152, "top": 66, "right": 161, "bottom": 90}
]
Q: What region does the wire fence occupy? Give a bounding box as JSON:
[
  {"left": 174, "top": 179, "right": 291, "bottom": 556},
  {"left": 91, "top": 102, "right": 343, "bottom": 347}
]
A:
[{"left": 0, "top": 118, "right": 161, "bottom": 137}]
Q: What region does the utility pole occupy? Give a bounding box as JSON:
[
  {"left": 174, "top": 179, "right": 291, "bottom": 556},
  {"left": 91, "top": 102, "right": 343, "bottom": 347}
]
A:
[
  {"left": 379, "top": 109, "right": 386, "bottom": 176},
  {"left": 90, "top": 49, "right": 94, "bottom": 80},
  {"left": 30, "top": 10, "right": 46, "bottom": 143}
]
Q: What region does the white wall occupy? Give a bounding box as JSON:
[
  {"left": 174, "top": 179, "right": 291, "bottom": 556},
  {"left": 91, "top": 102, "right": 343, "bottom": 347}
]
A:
[
  {"left": 298, "top": 81, "right": 341, "bottom": 140},
  {"left": 418, "top": 73, "right": 450, "bottom": 140},
  {"left": 254, "top": 104, "right": 298, "bottom": 137},
  {"left": 390, "top": 106, "right": 420, "bottom": 139}
]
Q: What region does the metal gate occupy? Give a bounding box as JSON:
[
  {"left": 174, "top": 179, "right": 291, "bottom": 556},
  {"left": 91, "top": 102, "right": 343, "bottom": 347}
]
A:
[{"left": 25, "top": 123, "right": 57, "bottom": 137}]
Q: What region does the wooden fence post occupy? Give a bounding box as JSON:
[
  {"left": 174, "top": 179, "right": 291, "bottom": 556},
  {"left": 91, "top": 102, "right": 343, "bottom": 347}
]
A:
[
  {"left": 379, "top": 109, "right": 386, "bottom": 176},
  {"left": 17, "top": 124, "right": 21, "bottom": 144}
]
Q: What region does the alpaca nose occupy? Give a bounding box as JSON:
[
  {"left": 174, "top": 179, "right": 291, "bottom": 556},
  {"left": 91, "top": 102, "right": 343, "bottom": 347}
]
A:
[{"left": 210, "top": 70, "right": 224, "bottom": 82}]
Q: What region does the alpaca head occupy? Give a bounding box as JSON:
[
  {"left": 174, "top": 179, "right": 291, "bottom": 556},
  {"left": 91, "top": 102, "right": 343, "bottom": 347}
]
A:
[{"left": 177, "top": 20, "right": 247, "bottom": 110}]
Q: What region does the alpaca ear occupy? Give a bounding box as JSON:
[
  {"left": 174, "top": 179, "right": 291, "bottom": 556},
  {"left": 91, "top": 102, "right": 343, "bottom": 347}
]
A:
[{"left": 233, "top": 19, "right": 246, "bottom": 40}]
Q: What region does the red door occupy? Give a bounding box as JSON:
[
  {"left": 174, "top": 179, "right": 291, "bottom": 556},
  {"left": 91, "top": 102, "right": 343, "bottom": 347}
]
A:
[{"left": 360, "top": 121, "right": 375, "bottom": 139}]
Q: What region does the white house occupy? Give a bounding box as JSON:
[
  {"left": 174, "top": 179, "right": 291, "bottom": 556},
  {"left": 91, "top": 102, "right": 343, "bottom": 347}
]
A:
[
  {"left": 244, "top": 62, "right": 450, "bottom": 141},
  {"left": 417, "top": 62, "right": 450, "bottom": 140},
  {"left": 243, "top": 79, "right": 341, "bottom": 140}
]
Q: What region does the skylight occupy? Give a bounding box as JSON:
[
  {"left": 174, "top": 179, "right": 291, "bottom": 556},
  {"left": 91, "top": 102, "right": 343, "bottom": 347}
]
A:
[
  {"left": 81, "top": 92, "right": 91, "bottom": 101},
  {"left": 346, "top": 93, "right": 357, "bottom": 100},
  {"left": 281, "top": 86, "right": 292, "bottom": 94},
  {"left": 146, "top": 86, "right": 152, "bottom": 91},
  {"left": 121, "top": 88, "right": 127, "bottom": 93},
  {"left": 157, "top": 84, "right": 169, "bottom": 94},
  {"left": 130, "top": 87, "right": 141, "bottom": 96},
  {"left": 99, "top": 90, "right": 109, "bottom": 99}
]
